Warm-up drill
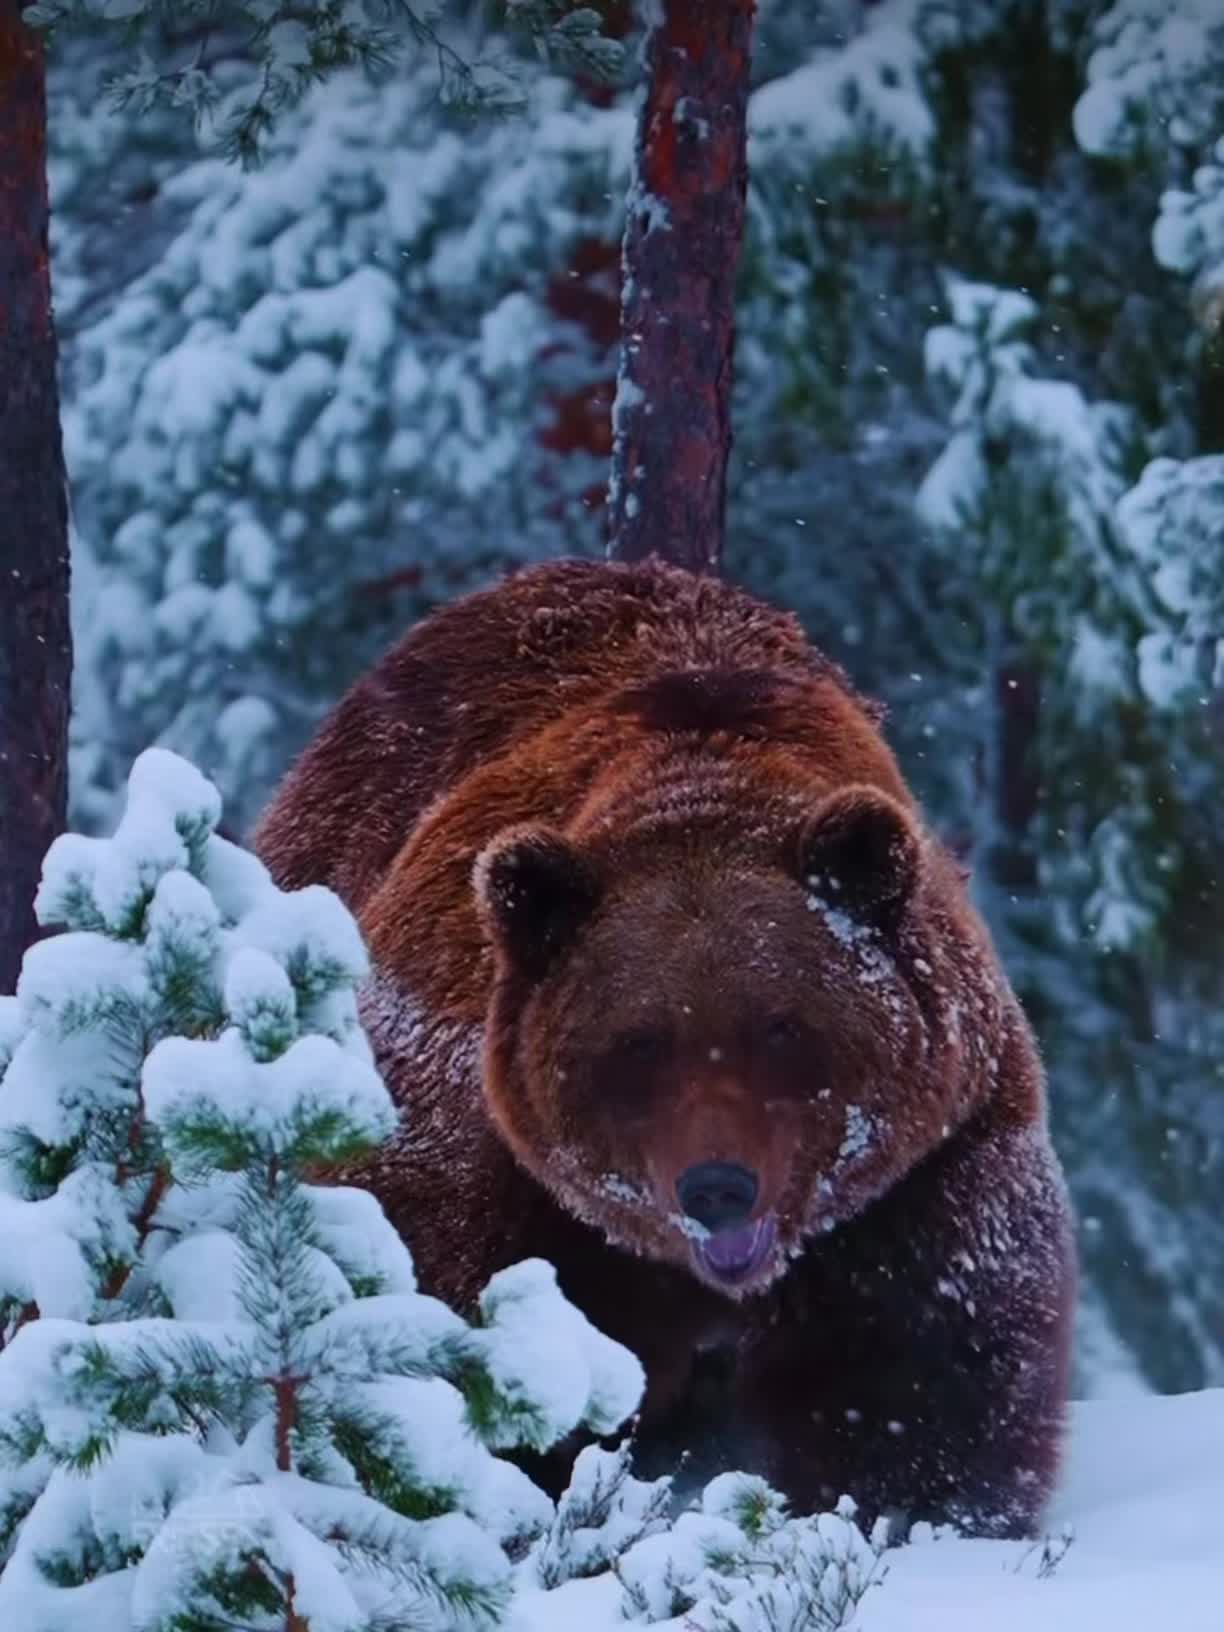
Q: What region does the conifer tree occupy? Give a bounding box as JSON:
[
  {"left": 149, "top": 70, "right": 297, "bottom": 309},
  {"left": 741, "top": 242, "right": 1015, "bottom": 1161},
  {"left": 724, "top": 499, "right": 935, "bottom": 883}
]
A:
[
  {"left": 0, "top": 748, "right": 643, "bottom": 1628},
  {"left": 516, "top": 1450, "right": 888, "bottom": 1629},
  {"left": 612, "top": 1474, "right": 887, "bottom": 1630}
]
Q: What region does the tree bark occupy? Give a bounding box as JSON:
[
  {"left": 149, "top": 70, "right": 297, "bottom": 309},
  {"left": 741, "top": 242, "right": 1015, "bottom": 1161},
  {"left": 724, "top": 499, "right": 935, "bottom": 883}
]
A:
[
  {"left": 0, "top": 0, "right": 71, "bottom": 994},
  {"left": 607, "top": 0, "right": 756, "bottom": 573}
]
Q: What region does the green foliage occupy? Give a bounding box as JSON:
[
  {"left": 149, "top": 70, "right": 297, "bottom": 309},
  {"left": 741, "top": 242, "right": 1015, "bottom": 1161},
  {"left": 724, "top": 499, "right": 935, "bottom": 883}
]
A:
[
  {"left": 728, "top": 0, "right": 1224, "bottom": 1391},
  {"left": 507, "top": 0, "right": 626, "bottom": 80},
  {"left": 0, "top": 751, "right": 643, "bottom": 1627},
  {"left": 614, "top": 1478, "right": 888, "bottom": 1630},
  {"left": 54, "top": 29, "right": 621, "bottom": 836},
  {"left": 30, "top": 0, "right": 625, "bottom": 166}
]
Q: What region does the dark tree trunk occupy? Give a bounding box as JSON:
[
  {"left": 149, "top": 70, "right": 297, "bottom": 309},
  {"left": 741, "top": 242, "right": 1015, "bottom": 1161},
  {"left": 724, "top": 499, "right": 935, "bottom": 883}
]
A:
[
  {"left": 607, "top": 0, "right": 756, "bottom": 573},
  {"left": 0, "top": 0, "right": 71, "bottom": 994}
]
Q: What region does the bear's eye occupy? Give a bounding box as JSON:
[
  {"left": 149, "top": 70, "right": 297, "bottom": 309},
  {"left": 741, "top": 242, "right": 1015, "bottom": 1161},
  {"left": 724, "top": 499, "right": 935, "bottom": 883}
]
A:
[
  {"left": 763, "top": 1015, "right": 805, "bottom": 1052},
  {"left": 609, "top": 1028, "right": 671, "bottom": 1070}
]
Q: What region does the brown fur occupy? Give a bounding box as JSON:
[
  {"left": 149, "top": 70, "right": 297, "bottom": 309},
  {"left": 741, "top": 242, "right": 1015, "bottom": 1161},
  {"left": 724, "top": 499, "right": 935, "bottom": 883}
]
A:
[{"left": 255, "top": 559, "right": 1075, "bottom": 1536}]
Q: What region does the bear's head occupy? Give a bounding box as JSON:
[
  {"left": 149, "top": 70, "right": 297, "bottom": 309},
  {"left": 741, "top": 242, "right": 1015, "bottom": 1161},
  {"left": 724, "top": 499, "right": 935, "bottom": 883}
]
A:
[{"left": 474, "top": 785, "right": 998, "bottom": 1298}]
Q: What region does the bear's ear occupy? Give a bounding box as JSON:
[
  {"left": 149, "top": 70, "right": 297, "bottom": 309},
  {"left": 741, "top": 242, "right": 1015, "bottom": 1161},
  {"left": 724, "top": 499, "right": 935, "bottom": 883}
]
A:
[
  {"left": 793, "top": 786, "right": 922, "bottom": 934},
  {"left": 474, "top": 826, "right": 601, "bottom": 981}
]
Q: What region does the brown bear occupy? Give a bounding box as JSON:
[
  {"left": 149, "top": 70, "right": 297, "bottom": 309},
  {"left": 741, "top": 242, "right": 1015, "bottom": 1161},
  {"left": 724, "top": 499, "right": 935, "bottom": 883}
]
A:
[{"left": 254, "top": 558, "right": 1075, "bottom": 1537}]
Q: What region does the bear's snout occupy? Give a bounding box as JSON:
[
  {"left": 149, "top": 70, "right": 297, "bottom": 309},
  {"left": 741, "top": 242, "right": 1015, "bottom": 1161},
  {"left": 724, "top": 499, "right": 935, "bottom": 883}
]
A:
[
  {"left": 675, "top": 1160, "right": 759, "bottom": 1231},
  {"left": 667, "top": 1150, "right": 782, "bottom": 1295}
]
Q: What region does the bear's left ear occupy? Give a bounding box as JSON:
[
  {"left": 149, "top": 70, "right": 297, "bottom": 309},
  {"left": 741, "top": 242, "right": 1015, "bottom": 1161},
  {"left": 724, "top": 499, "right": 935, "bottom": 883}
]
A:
[
  {"left": 474, "top": 825, "right": 601, "bottom": 981},
  {"left": 793, "top": 786, "right": 922, "bottom": 934}
]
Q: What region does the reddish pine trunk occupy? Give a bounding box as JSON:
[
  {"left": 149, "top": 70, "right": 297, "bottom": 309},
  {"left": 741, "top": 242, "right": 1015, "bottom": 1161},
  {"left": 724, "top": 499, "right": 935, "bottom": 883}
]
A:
[
  {"left": 0, "top": 0, "right": 71, "bottom": 995},
  {"left": 607, "top": 0, "right": 755, "bottom": 573}
]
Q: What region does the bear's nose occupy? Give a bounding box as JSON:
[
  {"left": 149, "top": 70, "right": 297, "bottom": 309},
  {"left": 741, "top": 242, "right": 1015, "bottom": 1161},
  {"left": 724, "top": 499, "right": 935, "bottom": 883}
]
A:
[{"left": 676, "top": 1161, "right": 759, "bottom": 1232}]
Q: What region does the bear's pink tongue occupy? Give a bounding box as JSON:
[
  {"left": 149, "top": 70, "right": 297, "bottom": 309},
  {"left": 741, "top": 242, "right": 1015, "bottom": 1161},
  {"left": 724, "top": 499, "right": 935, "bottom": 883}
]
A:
[{"left": 699, "top": 1212, "right": 777, "bottom": 1280}]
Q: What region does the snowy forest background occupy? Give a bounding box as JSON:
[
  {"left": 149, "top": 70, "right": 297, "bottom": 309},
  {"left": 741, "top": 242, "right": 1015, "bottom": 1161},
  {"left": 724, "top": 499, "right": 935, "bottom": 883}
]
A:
[{"left": 46, "top": 0, "right": 1224, "bottom": 1398}]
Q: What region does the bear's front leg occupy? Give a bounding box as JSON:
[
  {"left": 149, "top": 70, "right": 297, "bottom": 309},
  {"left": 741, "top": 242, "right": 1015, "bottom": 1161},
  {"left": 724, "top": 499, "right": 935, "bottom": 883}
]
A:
[{"left": 734, "top": 1115, "right": 1075, "bottom": 1538}]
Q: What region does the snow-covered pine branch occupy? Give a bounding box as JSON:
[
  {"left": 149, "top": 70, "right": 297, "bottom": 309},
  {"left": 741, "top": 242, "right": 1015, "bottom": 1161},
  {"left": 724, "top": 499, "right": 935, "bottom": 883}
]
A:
[
  {"left": 607, "top": 1476, "right": 887, "bottom": 1630},
  {"left": 510, "top": 1456, "right": 888, "bottom": 1629},
  {"left": 1114, "top": 453, "right": 1224, "bottom": 713},
  {"left": 1073, "top": 0, "right": 1224, "bottom": 161},
  {"left": 913, "top": 276, "right": 1179, "bottom": 957},
  {"left": 506, "top": 1, "right": 624, "bottom": 82},
  {"left": 26, "top": 1, "right": 625, "bottom": 166},
  {"left": 523, "top": 1441, "right": 671, "bottom": 1590},
  {"left": 0, "top": 748, "right": 643, "bottom": 1629},
  {"left": 1154, "top": 135, "right": 1224, "bottom": 334}
]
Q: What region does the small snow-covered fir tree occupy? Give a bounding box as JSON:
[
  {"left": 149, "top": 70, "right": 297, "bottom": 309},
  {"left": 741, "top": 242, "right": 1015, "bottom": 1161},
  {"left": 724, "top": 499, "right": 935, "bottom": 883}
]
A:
[
  {"left": 0, "top": 748, "right": 643, "bottom": 1629},
  {"left": 613, "top": 1474, "right": 886, "bottom": 1631},
  {"left": 514, "top": 1452, "right": 888, "bottom": 1631},
  {"left": 522, "top": 1442, "right": 672, "bottom": 1592}
]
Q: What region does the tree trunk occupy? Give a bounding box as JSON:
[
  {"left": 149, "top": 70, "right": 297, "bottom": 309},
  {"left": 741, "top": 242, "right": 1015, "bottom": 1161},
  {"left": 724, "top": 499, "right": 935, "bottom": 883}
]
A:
[
  {"left": 0, "top": 0, "right": 71, "bottom": 994},
  {"left": 607, "top": 0, "right": 756, "bottom": 573}
]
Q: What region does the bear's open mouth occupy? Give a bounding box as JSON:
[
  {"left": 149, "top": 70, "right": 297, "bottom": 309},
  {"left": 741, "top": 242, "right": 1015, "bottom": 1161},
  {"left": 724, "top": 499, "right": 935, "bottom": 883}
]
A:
[{"left": 694, "top": 1211, "right": 778, "bottom": 1286}]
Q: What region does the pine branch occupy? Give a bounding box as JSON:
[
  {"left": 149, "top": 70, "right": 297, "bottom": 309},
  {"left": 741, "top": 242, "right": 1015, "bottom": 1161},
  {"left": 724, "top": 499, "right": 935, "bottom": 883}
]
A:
[
  {"left": 271, "top": 1372, "right": 304, "bottom": 1473},
  {"left": 101, "top": 1164, "right": 170, "bottom": 1302},
  {"left": 0, "top": 1301, "right": 39, "bottom": 1354}
]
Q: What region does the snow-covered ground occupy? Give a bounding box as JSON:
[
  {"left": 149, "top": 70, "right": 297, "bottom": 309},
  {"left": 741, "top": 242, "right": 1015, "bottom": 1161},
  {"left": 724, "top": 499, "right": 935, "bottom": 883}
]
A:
[
  {"left": 867, "top": 1391, "right": 1224, "bottom": 1631},
  {"left": 512, "top": 1390, "right": 1224, "bottom": 1631}
]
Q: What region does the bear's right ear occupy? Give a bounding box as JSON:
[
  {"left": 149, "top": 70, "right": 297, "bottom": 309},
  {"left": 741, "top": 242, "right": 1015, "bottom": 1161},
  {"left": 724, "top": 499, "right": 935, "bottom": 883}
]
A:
[
  {"left": 793, "top": 785, "right": 922, "bottom": 936},
  {"left": 474, "top": 826, "right": 601, "bottom": 981}
]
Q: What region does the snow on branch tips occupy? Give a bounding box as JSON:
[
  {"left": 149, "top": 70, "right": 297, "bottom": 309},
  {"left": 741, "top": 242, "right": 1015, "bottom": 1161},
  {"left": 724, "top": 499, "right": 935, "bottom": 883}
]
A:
[
  {"left": 1072, "top": 0, "right": 1224, "bottom": 161},
  {"left": 24, "top": 2, "right": 625, "bottom": 167},
  {"left": 0, "top": 748, "right": 646, "bottom": 1629},
  {"left": 1154, "top": 135, "right": 1224, "bottom": 334}
]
